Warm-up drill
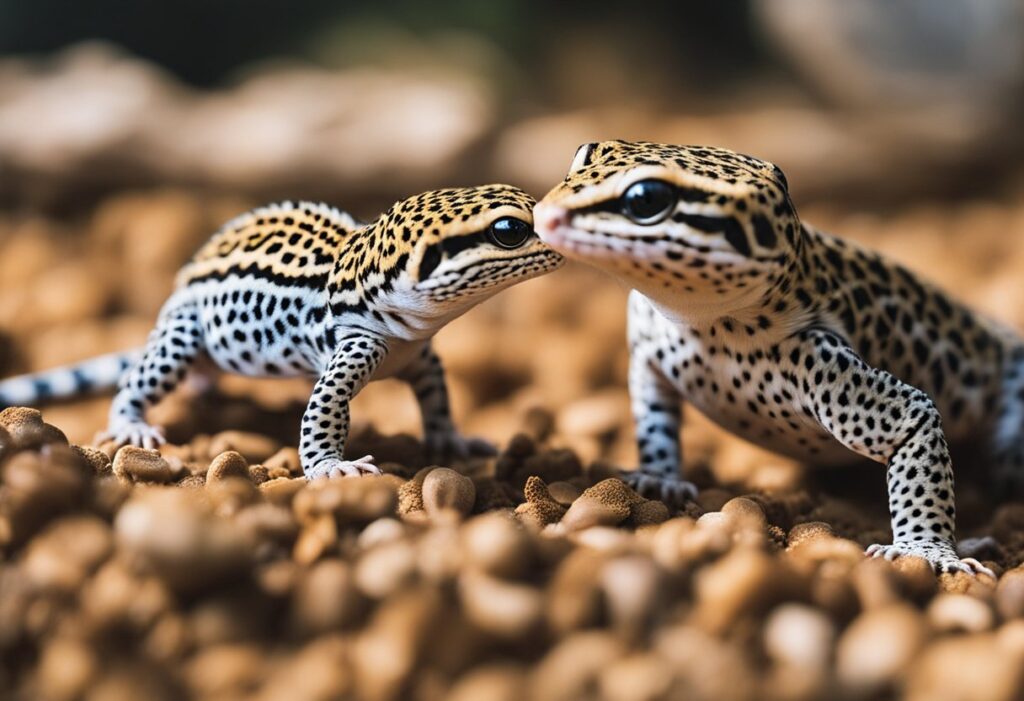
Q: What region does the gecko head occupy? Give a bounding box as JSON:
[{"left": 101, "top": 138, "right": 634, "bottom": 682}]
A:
[
  {"left": 534, "top": 140, "right": 800, "bottom": 309},
  {"left": 379, "top": 184, "right": 564, "bottom": 316}
]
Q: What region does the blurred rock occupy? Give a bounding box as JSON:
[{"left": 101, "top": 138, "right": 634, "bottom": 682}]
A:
[
  {"left": 906, "top": 635, "right": 1024, "bottom": 701},
  {"left": 0, "top": 43, "right": 493, "bottom": 201},
  {"left": 836, "top": 604, "right": 929, "bottom": 696},
  {"left": 115, "top": 488, "right": 251, "bottom": 592}
]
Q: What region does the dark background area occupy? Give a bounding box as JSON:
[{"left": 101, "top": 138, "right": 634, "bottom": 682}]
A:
[{"left": 0, "top": 1, "right": 762, "bottom": 92}]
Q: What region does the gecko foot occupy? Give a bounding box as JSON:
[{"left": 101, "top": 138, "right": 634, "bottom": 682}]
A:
[
  {"left": 425, "top": 433, "right": 497, "bottom": 460},
  {"left": 621, "top": 470, "right": 698, "bottom": 508},
  {"left": 866, "top": 540, "right": 995, "bottom": 578},
  {"left": 305, "top": 455, "right": 380, "bottom": 480},
  {"left": 96, "top": 421, "right": 166, "bottom": 450}
]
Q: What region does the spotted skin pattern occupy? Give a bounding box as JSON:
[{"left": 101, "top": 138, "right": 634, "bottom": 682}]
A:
[
  {"left": 535, "top": 140, "right": 1024, "bottom": 575},
  {"left": 1, "top": 188, "right": 563, "bottom": 479}
]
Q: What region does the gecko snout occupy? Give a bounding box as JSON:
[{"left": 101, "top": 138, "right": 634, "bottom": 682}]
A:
[{"left": 533, "top": 204, "right": 572, "bottom": 244}]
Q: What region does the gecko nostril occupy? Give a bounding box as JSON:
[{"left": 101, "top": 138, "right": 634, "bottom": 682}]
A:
[{"left": 533, "top": 205, "right": 570, "bottom": 238}]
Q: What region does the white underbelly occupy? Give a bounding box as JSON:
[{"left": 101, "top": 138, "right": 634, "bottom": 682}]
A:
[
  {"left": 685, "top": 393, "right": 856, "bottom": 466},
  {"left": 371, "top": 339, "right": 430, "bottom": 380}
]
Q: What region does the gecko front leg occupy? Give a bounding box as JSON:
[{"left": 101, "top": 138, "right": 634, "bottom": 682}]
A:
[
  {"left": 622, "top": 294, "right": 696, "bottom": 506},
  {"left": 787, "top": 329, "right": 993, "bottom": 577},
  {"left": 398, "top": 342, "right": 494, "bottom": 459},
  {"left": 301, "top": 331, "right": 389, "bottom": 480}
]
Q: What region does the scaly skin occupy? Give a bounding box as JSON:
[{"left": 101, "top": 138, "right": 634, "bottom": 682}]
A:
[
  {"left": 1, "top": 189, "right": 564, "bottom": 478},
  {"left": 534, "top": 140, "right": 1023, "bottom": 576}
]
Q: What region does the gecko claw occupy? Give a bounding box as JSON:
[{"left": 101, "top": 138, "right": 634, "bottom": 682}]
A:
[
  {"left": 305, "top": 455, "right": 380, "bottom": 480},
  {"left": 621, "top": 470, "right": 698, "bottom": 508},
  {"left": 866, "top": 541, "right": 995, "bottom": 578},
  {"left": 96, "top": 421, "right": 166, "bottom": 450}
]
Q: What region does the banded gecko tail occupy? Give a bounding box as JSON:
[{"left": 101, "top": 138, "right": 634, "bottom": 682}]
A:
[{"left": 0, "top": 351, "right": 141, "bottom": 408}]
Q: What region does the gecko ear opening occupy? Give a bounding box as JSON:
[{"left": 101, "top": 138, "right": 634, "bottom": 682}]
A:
[{"left": 418, "top": 245, "right": 442, "bottom": 281}]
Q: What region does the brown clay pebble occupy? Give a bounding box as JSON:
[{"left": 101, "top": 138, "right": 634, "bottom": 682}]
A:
[
  {"left": 0, "top": 406, "right": 68, "bottom": 449},
  {"left": 291, "top": 558, "right": 365, "bottom": 634},
  {"left": 940, "top": 569, "right": 997, "bottom": 596},
  {"left": 259, "top": 476, "right": 307, "bottom": 506},
  {"left": 927, "top": 593, "right": 995, "bottom": 633},
  {"left": 0, "top": 424, "right": 12, "bottom": 461},
  {"left": 530, "top": 632, "right": 625, "bottom": 701},
  {"left": 906, "top": 635, "right": 1024, "bottom": 701},
  {"left": 263, "top": 446, "right": 301, "bottom": 475},
  {"left": 207, "top": 431, "right": 281, "bottom": 464},
  {"left": 462, "top": 511, "right": 534, "bottom": 579},
  {"left": 601, "top": 555, "right": 664, "bottom": 637},
  {"left": 891, "top": 555, "right": 938, "bottom": 601},
  {"left": 114, "top": 489, "right": 250, "bottom": 592},
  {"left": 515, "top": 500, "right": 566, "bottom": 531},
  {"left": 996, "top": 566, "right": 1024, "bottom": 619},
  {"left": 721, "top": 496, "right": 768, "bottom": 530},
  {"left": 694, "top": 547, "right": 802, "bottom": 633},
  {"left": 836, "top": 604, "right": 929, "bottom": 695},
  {"left": 459, "top": 569, "right": 543, "bottom": 639},
  {"left": 293, "top": 476, "right": 398, "bottom": 525},
  {"left": 763, "top": 603, "right": 836, "bottom": 671},
  {"left": 447, "top": 664, "right": 527, "bottom": 701},
  {"left": 561, "top": 495, "right": 629, "bottom": 531},
  {"left": 206, "top": 450, "right": 251, "bottom": 483},
  {"left": 547, "top": 480, "right": 582, "bottom": 506},
  {"left": 35, "top": 638, "right": 98, "bottom": 701},
  {"left": 111, "top": 446, "right": 172, "bottom": 483},
  {"left": 787, "top": 521, "right": 835, "bottom": 548},
  {"left": 354, "top": 540, "right": 417, "bottom": 598},
  {"left": 560, "top": 479, "right": 639, "bottom": 531},
  {"left": 597, "top": 653, "right": 675, "bottom": 701},
  {"left": 233, "top": 502, "right": 298, "bottom": 546},
  {"left": 420, "top": 467, "right": 476, "bottom": 518},
  {"left": 627, "top": 499, "right": 670, "bottom": 527},
  {"left": 248, "top": 464, "right": 269, "bottom": 484},
  {"left": 397, "top": 467, "right": 430, "bottom": 515},
  {"left": 72, "top": 444, "right": 112, "bottom": 475}
]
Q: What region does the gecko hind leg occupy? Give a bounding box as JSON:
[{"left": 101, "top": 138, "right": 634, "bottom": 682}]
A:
[{"left": 98, "top": 301, "right": 204, "bottom": 449}]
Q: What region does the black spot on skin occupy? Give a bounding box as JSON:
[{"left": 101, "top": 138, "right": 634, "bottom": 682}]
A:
[
  {"left": 852, "top": 287, "right": 871, "bottom": 310},
  {"left": 676, "top": 213, "right": 751, "bottom": 257},
  {"left": 751, "top": 214, "right": 777, "bottom": 248},
  {"left": 913, "top": 339, "right": 930, "bottom": 365},
  {"left": 418, "top": 245, "right": 442, "bottom": 281}
]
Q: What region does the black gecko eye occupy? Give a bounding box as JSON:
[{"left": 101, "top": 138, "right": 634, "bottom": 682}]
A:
[
  {"left": 487, "top": 217, "right": 533, "bottom": 249},
  {"left": 621, "top": 179, "right": 677, "bottom": 224}
]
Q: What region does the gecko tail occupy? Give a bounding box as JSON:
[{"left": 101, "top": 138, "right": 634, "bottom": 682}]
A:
[{"left": 0, "top": 350, "right": 142, "bottom": 408}]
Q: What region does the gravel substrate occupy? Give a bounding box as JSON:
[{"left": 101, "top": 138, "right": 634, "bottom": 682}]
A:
[
  {"left": 3, "top": 192, "right": 1024, "bottom": 700},
  {"left": 3, "top": 405, "right": 1024, "bottom": 701}
]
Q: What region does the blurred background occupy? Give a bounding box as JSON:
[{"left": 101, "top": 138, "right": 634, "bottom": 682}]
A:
[{"left": 1, "top": 0, "right": 1024, "bottom": 483}]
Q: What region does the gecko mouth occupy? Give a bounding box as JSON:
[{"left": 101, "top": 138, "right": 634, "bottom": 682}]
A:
[
  {"left": 537, "top": 211, "right": 785, "bottom": 270},
  {"left": 537, "top": 218, "right": 747, "bottom": 271},
  {"left": 416, "top": 247, "right": 564, "bottom": 294}
]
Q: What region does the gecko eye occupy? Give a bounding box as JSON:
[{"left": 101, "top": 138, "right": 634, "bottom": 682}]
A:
[
  {"left": 621, "top": 180, "right": 677, "bottom": 224},
  {"left": 487, "top": 217, "right": 533, "bottom": 249}
]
